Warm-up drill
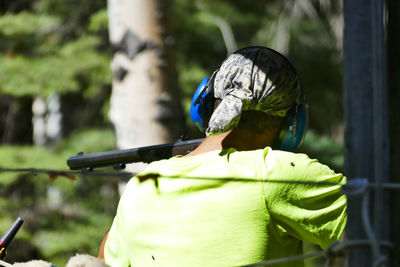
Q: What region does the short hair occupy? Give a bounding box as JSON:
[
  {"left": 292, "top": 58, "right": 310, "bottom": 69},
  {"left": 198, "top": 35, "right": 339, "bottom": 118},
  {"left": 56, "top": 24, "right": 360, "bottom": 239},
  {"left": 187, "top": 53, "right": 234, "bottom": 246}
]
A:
[{"left": 236, "top": 110, "right": 284, "bottom": 133}]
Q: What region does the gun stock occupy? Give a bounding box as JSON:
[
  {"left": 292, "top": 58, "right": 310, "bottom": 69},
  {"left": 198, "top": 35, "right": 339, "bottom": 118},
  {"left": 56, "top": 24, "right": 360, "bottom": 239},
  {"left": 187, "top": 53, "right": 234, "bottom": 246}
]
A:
[{"left": 67, "top": 138, "right": 204, "bottom": 170}]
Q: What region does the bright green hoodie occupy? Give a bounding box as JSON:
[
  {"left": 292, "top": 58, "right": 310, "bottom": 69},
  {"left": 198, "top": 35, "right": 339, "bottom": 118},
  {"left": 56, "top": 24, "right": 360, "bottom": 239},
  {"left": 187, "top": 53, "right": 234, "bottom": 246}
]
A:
[{"left": 105, "top": 147, "right": 347, "bottom": 267}]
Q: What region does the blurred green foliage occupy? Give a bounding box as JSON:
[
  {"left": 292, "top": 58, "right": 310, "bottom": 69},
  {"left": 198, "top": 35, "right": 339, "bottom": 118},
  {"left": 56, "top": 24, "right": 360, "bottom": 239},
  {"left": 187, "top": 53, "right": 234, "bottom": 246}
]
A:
[
  {"left": 0, "top": 0, "right": 111, "bottom": 100},
  {"left": 0, "top": 0, "right": 344, "bottom": 265},
  {"left": 0, "top": 129, "right": 118, "bottom": 265},
  {"left": 0, "top": 43, "right": 110, "bottom": 97},
  {"left": 0, "top": 12, "right": 59, "bottom": 37}
]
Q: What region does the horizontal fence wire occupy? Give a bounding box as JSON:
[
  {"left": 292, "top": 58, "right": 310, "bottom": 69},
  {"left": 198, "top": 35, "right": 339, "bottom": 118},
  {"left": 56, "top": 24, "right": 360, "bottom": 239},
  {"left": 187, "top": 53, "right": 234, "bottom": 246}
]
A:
[
  {"left": 0, "top": 167, "right": 399, "bottom": 190},
  {"left": 0, "top": 167, "right": 133, "bottom": 179}
]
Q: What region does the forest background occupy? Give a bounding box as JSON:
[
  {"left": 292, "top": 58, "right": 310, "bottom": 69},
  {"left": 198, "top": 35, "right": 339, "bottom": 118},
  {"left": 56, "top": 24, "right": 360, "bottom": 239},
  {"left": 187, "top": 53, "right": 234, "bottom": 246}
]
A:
[{"left": 0, "top": 0, "right": 345, "bottom": 266}]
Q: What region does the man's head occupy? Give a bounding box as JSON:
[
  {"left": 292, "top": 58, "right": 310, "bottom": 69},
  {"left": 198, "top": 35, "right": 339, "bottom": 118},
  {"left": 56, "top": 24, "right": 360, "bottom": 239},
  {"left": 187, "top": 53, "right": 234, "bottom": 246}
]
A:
[
  {"left": 206, "top": 46, "right": 301, "bottom": 136},
  {"left": 190, "top": 46, "right": 307, "bottom": 151}
]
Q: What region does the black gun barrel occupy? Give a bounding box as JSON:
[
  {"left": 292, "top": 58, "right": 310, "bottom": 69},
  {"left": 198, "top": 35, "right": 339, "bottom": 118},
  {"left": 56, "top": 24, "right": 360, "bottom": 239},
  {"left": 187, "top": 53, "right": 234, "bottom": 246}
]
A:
[
  {"left": 0, "top": 217, "right": 24, "bottom": 259},
  {"left": 67, "top": 138, "right": 204, "bottom": 170}
]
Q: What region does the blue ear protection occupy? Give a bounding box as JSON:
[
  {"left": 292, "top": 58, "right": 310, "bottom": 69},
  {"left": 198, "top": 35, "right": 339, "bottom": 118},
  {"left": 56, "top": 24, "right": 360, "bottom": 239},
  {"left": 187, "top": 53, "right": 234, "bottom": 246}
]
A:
[
  {"left": 190, "top": 77, "right": 210, "bottom": 131},
  {"left": 278, "top": 103, "right": 308, "bottom": 151}
]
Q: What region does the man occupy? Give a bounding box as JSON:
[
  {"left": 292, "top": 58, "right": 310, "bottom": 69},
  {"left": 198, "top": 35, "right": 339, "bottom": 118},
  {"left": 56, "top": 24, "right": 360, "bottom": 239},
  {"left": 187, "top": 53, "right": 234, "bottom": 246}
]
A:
[{"left": 100, "top": 46, "right": 347, "bottom": 267}]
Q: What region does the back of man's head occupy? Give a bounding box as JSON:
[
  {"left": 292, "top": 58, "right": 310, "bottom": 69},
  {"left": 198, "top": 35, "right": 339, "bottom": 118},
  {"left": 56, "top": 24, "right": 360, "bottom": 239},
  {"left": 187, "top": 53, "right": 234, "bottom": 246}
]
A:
[{"left": 206, "top": 46, "right": 301, "bottom": 136}]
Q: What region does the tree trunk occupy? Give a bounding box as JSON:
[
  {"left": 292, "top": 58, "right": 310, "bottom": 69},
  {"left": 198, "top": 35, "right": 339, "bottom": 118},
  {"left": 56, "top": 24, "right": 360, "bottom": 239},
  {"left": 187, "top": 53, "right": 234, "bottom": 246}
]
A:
[
  {"left": 0, "top": 95, "right": 33, "bottom": 144},
  {"left": 107, "top": 0, "right": 185, "bottom": 152}
]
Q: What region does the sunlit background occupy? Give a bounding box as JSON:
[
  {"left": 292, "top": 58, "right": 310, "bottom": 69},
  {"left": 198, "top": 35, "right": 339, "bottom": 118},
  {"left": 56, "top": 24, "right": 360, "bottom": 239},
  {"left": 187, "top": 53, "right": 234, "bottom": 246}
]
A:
[{"left": 0, "top": 0, "right": 351, "bottom": 265}]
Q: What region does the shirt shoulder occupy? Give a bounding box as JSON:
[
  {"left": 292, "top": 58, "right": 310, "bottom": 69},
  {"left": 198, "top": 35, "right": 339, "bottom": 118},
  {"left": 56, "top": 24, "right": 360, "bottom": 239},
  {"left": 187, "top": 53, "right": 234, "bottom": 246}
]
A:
[
  {"left": 263, "top": 149, "right": 343, "bottom": 183},
  {"left": 261, "top": 149, "right": 347, "bottom": 249}
]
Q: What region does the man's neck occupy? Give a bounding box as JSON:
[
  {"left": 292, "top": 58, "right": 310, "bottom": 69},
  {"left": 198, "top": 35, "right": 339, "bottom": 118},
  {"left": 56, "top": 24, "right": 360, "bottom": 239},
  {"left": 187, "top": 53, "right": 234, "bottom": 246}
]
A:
[
  {"left": 184, "top": 127, "right": 278, "bottom": 157},
  {"left": 184, "top": 132, "right": 230, "bottom": 157}
]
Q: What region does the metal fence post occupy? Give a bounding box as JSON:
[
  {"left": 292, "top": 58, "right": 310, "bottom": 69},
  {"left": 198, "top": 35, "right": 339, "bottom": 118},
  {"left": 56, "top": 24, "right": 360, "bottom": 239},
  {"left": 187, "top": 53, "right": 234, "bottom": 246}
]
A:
[
  {"left": 387, "top": 1, "right": 400, "bottom": 266},
  {"left": 343, "top": 0, "right": 389, "bottom": 265}
]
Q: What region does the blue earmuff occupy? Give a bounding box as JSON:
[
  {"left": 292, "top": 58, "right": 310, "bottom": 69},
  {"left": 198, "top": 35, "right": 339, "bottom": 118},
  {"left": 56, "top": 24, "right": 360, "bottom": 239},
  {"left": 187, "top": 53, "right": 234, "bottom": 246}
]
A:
[
  {"left": 190, "top": 77, "right": 210, "bottom": 132},
  {"left": 279, "top": 103, "right": 308, "bottom": 151}
]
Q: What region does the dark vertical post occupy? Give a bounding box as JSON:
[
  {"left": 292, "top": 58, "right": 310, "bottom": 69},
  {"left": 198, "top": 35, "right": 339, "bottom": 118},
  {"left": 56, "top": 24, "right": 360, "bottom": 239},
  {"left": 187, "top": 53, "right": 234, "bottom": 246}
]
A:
[
  {"left": 371, "top": 0, "right": 389, "bottom": 251},
  {"left": 343, "top": 0, "right": 373, "bottom": 264},
  {"left": 387, "top": 1, "right": 400, "bottom": 266},
  {"left": 343, "top": 0, "right": 389, "bottom": 265}
]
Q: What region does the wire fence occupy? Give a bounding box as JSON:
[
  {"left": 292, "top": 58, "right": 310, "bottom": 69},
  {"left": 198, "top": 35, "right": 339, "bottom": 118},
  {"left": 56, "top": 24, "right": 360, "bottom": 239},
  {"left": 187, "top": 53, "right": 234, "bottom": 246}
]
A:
[{"left": 0, "top": 167, "right": 397, "bottom": 267}]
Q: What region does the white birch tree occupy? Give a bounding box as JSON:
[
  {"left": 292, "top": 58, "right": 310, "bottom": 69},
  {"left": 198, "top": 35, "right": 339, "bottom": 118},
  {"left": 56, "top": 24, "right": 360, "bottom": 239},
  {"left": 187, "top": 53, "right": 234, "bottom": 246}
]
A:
[{"left": 107, "top": 0, "right": 185, "bottom": 154}]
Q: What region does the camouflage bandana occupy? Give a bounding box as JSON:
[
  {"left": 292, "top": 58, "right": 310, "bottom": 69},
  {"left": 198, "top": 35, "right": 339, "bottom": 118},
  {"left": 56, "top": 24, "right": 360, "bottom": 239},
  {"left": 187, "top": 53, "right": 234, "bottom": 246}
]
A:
[{"left": 206, "top": 46, "right": 300, "bottom": 136}]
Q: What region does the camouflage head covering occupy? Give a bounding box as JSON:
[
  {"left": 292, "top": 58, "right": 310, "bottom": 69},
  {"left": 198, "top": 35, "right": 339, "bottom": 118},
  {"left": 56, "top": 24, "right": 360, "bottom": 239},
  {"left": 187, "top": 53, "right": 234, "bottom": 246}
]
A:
[{"left": 206, "top": 46, "right": 301, "bottom": 136}]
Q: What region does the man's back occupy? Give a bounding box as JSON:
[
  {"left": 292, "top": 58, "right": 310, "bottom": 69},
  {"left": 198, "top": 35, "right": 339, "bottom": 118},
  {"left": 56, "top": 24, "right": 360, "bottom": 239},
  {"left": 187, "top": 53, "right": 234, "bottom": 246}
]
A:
[{"left": 104, "top": 148, "right": 346, "bottom": 267}]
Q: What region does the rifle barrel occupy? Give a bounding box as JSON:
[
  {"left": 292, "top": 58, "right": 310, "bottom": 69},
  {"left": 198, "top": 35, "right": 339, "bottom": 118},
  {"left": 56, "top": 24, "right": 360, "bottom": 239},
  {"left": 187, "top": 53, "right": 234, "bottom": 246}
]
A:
[{"left": 67, "top": 138, "right": 203, "bottom": 170}]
